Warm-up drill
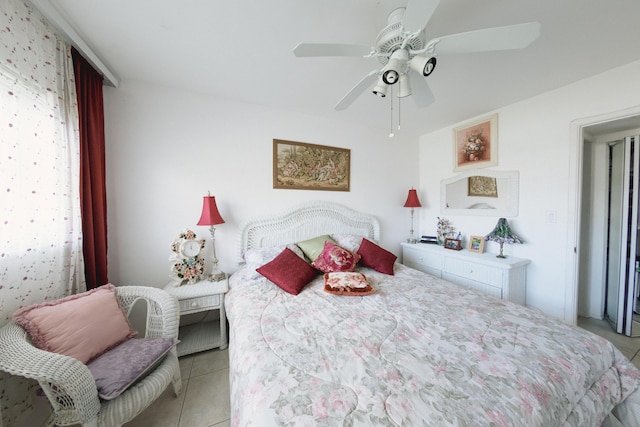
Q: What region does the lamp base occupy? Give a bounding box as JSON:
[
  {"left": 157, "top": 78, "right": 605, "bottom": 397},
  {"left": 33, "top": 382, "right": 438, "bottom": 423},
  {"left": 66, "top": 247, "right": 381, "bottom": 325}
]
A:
[
  {"left": 406, "top": 237, "right": 418, "bottom": 244},
  {"left": 207, "top": 271, "right": 227, "bottom": 282},
  {"left": 496, "top": 243, "right": 506, "bottom": 258}
]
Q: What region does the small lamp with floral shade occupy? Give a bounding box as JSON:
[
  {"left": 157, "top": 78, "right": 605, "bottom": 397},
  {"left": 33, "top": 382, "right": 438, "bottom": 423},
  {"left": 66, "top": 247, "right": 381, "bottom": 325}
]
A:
[{"left": 485, "top": 218, "right": 523, "bottom": 258}]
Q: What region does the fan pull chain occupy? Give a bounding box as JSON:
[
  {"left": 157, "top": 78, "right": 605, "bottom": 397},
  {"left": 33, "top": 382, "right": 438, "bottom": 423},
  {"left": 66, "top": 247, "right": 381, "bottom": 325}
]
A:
[
  {"left": 397, "top": 94, "right": 401, "bottom": 131},
  {"left": 389, "top": 85, "right": 395, "bottom": 138}
]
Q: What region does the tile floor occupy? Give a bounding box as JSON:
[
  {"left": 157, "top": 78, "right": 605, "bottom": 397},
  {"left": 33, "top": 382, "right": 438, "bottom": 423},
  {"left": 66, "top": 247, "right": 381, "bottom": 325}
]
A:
[
  {"left": 124, "top": 348, "right": 230, "bottom": 427},
  {"left": 578, "top": 316, "right": 640, "bottom": 370}
]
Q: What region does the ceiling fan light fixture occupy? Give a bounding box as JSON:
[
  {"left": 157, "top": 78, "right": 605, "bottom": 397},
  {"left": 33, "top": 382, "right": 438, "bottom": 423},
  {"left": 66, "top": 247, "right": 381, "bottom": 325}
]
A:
[
  {"left": 410, "top": 56, "right": 437, "bottom": 77},
  {"left": 373, "top": 78, "right": 388, "bottom": 97},
  {"left": 382, "top": 69, "right": 399, "bottom": 85},
  {"left": 382, "top": 49, "right": 408, "bottom": 85},
  {"left": 398, "top": 74, "right": 411, "bottom": 97}
]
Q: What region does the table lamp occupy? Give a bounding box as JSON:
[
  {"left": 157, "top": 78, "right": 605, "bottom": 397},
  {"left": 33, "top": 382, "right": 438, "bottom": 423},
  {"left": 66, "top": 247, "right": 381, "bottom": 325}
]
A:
[
  {"left": 197, "top": 192, "right": 226, "bottom": 281},
  {"left": 403, "top": 188, "right": 422, "bottom": 244},
  {"left": 485, "top": 217, "right": 523, "bottom": 258}
]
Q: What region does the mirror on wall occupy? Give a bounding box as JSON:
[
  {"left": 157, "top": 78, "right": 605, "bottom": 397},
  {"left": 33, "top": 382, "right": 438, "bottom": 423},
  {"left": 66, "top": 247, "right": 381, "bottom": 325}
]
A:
[{"left": 440, "top": 170, "right": 519, "bottom": 217}]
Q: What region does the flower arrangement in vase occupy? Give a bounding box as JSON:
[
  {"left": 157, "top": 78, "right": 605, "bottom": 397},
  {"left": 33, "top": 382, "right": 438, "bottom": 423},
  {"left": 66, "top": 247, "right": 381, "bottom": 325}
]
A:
[
  {"left": 462, "top": 130, "right": 487, "bottom": 162},
  {"left": 437, "top": 217, "right": 455, "bottom": 246}
]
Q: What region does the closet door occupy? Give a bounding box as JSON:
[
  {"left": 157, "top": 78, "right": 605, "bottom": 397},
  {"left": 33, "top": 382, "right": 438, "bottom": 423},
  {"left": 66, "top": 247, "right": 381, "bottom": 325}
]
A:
[
  {"left": 621, "top": 136, "right": 639, "bottom": 336},
  {"left": 606, "top": 141, "right": 624, "bottom": 331},
  {"left": 606, "top": 136, "right": 639, "bottom": 336}
]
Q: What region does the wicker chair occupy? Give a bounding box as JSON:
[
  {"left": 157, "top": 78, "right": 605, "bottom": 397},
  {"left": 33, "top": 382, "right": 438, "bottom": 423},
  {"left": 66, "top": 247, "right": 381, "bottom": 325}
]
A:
[{"left": 0, "top": 286, "right": 182, "bottom": 427}]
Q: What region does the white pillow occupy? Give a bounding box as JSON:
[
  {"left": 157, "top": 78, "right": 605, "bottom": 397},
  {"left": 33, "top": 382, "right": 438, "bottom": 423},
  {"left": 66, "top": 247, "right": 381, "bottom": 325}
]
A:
[{"left": 330, "top": 234, "right": 364, "bottom": 253}]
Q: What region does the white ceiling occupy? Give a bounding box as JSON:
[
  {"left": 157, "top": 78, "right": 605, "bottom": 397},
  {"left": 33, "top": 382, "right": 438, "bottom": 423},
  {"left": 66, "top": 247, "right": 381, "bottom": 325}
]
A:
[{"left": 32, "top": 0, "right": 640, "bottom": 138}]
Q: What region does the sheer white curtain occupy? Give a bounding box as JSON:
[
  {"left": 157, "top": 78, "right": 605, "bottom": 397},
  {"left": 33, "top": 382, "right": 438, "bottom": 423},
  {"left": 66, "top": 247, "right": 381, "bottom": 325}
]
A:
[
  {"left": 1, "top": 2, "right": 86, "bottom": 423},
  {"left": 0, "top": 0, "right": 85, "bottom": 325}
]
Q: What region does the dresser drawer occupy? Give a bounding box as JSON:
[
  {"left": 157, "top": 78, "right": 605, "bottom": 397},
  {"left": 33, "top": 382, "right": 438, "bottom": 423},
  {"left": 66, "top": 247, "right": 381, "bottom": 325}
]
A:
[
  {"left": 443, "top": 258, "right": 503, "bottom": 287},
  {"left": 442, "top": 272, "right": 502, "bottom": 299},
  {"left": 179, "top": 294, "right": 221, "bottom": 314},
  {"left": 403, "top": 246, "right": 443, "bottom": 271}
]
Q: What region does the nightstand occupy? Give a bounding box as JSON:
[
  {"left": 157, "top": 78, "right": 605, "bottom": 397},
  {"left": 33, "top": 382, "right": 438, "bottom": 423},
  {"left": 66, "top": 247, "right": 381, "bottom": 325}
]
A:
[{"left": 164, "top": 276, "right": 228, "bottom": 357}]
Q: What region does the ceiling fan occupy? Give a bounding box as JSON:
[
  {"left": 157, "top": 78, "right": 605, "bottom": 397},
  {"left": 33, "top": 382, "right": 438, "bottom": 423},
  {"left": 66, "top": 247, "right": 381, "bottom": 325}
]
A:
[{"left": 293, "top": 0, "right": 540, "bottom": 111}]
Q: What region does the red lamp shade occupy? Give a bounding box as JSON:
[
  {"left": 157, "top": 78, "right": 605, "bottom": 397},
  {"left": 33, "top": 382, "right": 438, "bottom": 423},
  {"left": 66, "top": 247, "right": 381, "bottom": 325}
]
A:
[
  {"left": 197, "top": 195, "right": 225, "bottom": 226},
  {"left": 403, "top": 189, "right": 422, "bottom": 208}
]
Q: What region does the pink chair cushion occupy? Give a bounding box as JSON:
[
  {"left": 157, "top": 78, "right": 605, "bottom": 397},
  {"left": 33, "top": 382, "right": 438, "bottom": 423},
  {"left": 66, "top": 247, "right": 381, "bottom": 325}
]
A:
[{"left": 13, "top": 284, "right": 137, "bottom": 363}]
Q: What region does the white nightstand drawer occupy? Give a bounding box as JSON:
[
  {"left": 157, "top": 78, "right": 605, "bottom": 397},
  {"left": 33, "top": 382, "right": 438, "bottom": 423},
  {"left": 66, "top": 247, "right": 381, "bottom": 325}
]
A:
[
  {"left": 444, "top": 258, "right": 502, "bottom": 287},
  {"left": 179, "top": 294, "right": 221, "bottom": 314}
]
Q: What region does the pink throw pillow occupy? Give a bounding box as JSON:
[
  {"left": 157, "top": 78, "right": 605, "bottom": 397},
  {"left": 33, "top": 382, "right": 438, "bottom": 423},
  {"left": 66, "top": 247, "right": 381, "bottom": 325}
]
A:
[
  {"left": 357, "top": 238, "right": 397, "bottom": 275},
  {"left": 13, "top": 284, "right": 137, "bottom": 363},
  {"left": 256, "top": 248, "right": 318, "bottom": 295},
  {"left": 312, "top": 241, "right": 361, "bottom": 273}
]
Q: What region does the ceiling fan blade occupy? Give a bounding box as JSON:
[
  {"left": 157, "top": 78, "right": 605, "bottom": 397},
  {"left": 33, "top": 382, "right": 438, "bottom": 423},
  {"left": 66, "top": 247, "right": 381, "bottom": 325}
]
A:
[
  {"left": 409, "top": 74, "right": 435, "bottom": 109},
  {"left": 433, "top": 22, "right": 541, "bottom": 55},
  {"left": 293, "top": 43, "right": 373, "bottom": 57},
  {"left": 402, "top": 0, "right": 441, "bottom": 34},
  {"left": 334, "top": 70, "right": 379, "bottom": 111}
]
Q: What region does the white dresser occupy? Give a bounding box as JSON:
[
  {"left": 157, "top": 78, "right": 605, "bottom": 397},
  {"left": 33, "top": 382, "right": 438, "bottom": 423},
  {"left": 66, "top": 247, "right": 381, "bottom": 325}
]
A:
[{"left": 401, "top": 242, "right": 530, "bottom": 305}]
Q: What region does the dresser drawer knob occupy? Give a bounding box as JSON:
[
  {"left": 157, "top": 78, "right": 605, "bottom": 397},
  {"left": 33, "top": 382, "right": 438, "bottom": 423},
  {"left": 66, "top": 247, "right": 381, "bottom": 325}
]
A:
[{"left": 191, "top": 302, "right": 198, "bottom": 307}]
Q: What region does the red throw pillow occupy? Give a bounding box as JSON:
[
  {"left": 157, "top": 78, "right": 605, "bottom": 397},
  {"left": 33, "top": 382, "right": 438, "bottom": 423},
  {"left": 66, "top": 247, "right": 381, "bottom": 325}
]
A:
[
  {"left": 256, "top": 248, "right": 318, "bottom": 295},
  {"left": 312, "top": 241, "right": 361, "bottom": 273},
  {"left": 357, "top": 238, "right": 397, "bottom": 275}
]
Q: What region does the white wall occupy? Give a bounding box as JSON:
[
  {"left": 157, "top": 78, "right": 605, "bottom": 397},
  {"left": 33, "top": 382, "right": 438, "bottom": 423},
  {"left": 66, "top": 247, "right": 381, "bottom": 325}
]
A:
[
  {"left": 103, "top": 81, "right": 420, "bottom": 287},
  {"left": 104, "top": 60, "right": 640, "bottom": 320},
  {"left": 418, "top": 59, "right": 640, "bottom": 321}
]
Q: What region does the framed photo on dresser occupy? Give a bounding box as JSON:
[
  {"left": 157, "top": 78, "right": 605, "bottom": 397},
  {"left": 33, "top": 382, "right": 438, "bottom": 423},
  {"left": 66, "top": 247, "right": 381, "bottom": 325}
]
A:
[
  {"left": 444, "top": 238, "right": 462, "bottom": 251},
  {"left": 468, "top": 235, "right": 485, "bottom": 253}
]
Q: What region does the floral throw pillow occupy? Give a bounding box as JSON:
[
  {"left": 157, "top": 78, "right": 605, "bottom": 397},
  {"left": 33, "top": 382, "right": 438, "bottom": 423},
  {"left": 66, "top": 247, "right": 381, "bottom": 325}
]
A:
[{"left": 312, "top": 241, "right": 361, "bottom": 273}]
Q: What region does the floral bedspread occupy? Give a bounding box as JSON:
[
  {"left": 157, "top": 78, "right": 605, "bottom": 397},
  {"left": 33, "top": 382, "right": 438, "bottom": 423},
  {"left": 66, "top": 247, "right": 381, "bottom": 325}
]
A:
[{"left": 226, "top": 264, "right": 640, "bottom": 426}]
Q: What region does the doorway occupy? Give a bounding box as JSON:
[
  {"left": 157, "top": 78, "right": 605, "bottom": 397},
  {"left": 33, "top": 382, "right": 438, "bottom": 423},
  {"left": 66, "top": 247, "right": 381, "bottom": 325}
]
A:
[{"left": 570, "top": 109, "right": 640, "bottom": 336}]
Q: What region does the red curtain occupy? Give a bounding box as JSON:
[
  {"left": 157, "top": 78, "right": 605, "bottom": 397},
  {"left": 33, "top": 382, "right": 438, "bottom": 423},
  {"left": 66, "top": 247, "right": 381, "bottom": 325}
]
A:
[{"left": 72, "top": 48, "right": 108, "bottom": 290}]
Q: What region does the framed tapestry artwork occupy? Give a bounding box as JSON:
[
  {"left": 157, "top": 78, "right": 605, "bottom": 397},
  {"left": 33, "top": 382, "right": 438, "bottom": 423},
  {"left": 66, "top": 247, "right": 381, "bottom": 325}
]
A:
[
  {"left": 468, "top": 235, "right": 485, "bottom": 253},
  {"left": 453, "top": 113, "right": 498, "bottom": 172},
  {"left": 468, "top": 176, "right": 498, "bottom": 197},
  {"left": 273, "top": 139, "right": 350, "bottom": 191}
]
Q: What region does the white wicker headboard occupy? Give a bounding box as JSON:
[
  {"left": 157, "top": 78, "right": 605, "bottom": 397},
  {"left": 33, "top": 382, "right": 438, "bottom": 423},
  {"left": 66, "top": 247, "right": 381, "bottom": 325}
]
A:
[{"left": 236, "top": 201, "right": 380, "bottom": 263}]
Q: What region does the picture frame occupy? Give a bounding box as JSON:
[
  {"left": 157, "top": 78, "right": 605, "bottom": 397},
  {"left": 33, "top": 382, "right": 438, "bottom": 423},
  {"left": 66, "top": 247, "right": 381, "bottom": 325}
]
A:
[
  {"left": 444, "top": 238, "right": 462, "bottom": 251},
  {"left": 273, "top": 139, "right": 350, "bottom": 191},
  {"left": 468, "top": 235, "right": 485, "bottom": 253},
  {"left": 468, "top": 176, "right": 498, "bottom": 197},
  {"left": 453, "top": 113, "right": 498, "bottom": 172}
]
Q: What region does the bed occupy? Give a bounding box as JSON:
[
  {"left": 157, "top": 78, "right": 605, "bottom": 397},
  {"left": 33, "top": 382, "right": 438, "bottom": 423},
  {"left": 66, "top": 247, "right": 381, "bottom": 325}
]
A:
[{"left": 225, "top": 201, "right": 640, "bottom": 426}]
